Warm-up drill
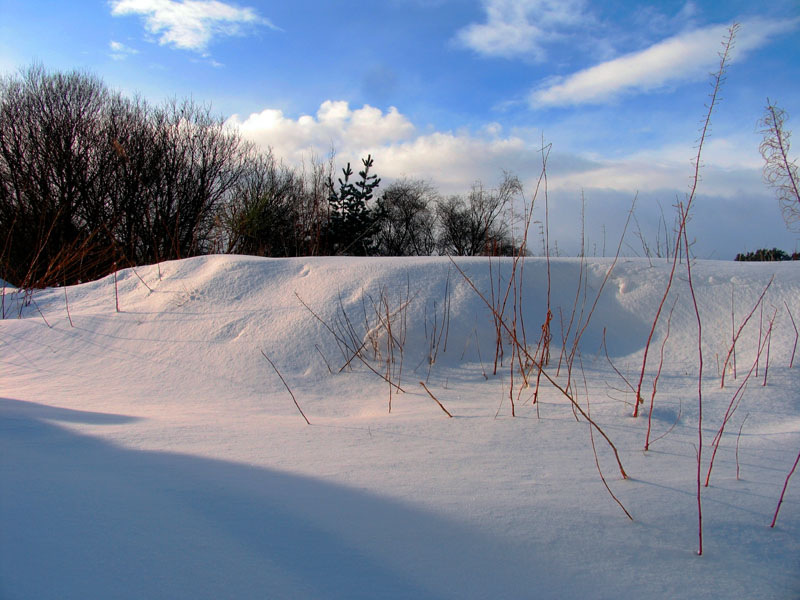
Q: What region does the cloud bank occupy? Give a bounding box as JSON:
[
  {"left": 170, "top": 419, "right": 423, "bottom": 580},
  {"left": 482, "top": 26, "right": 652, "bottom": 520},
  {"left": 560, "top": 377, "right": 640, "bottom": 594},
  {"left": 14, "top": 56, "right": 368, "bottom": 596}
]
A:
[
  {"left": 531, "top": 18, "right": 798, "bottom": 106},
  {"left": 110, "top": 0, "right": 277, "bottom": 53},
  {"left": 230, "top": 100, "right": 765, "bottom": 198},
  {"left": 230, "top": 99, "right": 791, "bottom": 258}
]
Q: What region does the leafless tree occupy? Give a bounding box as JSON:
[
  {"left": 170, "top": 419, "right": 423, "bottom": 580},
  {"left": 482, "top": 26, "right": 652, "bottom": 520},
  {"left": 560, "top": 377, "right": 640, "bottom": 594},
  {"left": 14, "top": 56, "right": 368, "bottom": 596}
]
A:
[
  {"left": 375, "top": 178, "right": 438, "bottom": 256},
  {"left": 436, "top": 173, "right": 521, "bottom": 256},
  {"left": 759, "top": 100, "right": 800, "bottom": 231}
]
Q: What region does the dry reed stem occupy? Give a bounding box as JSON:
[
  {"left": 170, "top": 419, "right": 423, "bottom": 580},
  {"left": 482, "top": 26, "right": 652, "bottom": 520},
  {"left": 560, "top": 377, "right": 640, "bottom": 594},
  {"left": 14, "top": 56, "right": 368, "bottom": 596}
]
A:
[
  {"left": 721, "top": 276, "right": 773, "bottom": 387},
  {"left": 706, "top": 311, "right": 775, "bottom": 487},
  {"left": 763, "top": 310, "right": 775, "bottom": 386},
  {"left": 295, "top": 291, "right": 406, "bottom": 392},
  {"left": 679, "top": 202, "right": 705, "bottom": 557},
  {"left": 31, "top": 296, "right": 52, "bottom": 328},
  {"left": 557, "top": 250, "right": 586, "bottom": 376},
  {"left": 261, "top": 350, "right": 311, "bottom": 425},
  {"left": 419, "top": 381, "right": 453, "bottom": 417},
  {"left": 64, "top": 284, "right": 74, "bottom": 327},
  {"left": 730, "top": 285, "right": 737, "bottom": 379},
  {"left": 757, "top": 303, "right": 763, "bottom": 378},
  {"left": 771, "top": 448, "right": 800, "bottom": 528},
  {"left": 132, "top": 268, "right": 154, "bottom": 292},
  {"left": 646, "top": 400, "right": 682, "bottom": 448},
  {"left": 581, "top": 356, "right": 634, "bottom": 520},
  {"left": 603, "top": 328, "right": 637, "bottom": 401},
  {"left": 645, "top": 297, "right": 678, "bottom": 451},
  {"left": 736, "top": 413, "right": 749, "bottom": 480},
  {"left": 448, "top": 257, "right": 628, "bottom": 479},
  {"left": 785, "top": 301, "right": 798, "bottom": 368},
  {"left": 565, "top": 195, "right": 635, "bottom": 391},
  {"left": 314, "top": 344, "right": 333, "bottom": 374},
  {"left": 113, "top": 264, "right": 120, "bottom": 312},
  {"left": 636, "top": 24, "right": 738, "bottom": 420}
]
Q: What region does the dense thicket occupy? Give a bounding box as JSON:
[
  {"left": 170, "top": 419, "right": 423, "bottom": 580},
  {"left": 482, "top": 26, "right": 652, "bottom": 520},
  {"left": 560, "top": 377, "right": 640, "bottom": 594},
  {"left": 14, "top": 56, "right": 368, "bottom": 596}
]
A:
[
  {"left": 1, "top": 66, "right": 521, "bottom": 287},
  {"left": 735, "top": 248, "right": 799, "bottom": 261},
  {"left": 0, "top": 66, "right": 253, "bottom": 286}
]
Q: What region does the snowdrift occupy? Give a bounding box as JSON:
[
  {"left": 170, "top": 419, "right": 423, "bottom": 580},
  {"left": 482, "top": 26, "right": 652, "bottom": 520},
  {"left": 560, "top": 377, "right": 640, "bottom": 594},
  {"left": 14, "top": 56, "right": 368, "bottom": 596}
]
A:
[{"left": 1, "top": 255, "right": 799, "bottom": 599}]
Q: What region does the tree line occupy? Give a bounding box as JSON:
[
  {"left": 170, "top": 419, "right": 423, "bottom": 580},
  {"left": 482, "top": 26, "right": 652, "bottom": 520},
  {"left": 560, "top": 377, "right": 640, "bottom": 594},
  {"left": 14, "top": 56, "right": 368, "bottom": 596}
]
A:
[{"left": 0, "top": 66, "right": 522, "bottom": 288}]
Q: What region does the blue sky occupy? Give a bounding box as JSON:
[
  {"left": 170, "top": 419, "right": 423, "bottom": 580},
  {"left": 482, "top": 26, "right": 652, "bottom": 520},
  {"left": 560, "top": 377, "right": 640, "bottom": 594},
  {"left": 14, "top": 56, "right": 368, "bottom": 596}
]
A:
[{"left": 1, "top": 0, "right": 799, "bottom": 257}]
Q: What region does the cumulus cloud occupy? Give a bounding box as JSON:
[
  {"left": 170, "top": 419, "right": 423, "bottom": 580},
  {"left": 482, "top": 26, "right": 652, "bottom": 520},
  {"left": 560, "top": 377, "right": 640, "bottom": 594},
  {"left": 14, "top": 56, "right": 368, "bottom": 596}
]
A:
[
  {"left": 456, "top": 0, "right": 591, "bottom": 60},
  {"left": 231, "top": 99, "right": 767, "bottom": 202},
  {"left": 110, "top": 0, "right": 277, "bottom": 53},
  {"left": 228, "top": 99, "right": 790, "bottom": 257},
  {"left": 229, "top": 101, "right": 416, "bottom": 163},
  {"left": 229, "top": 100, "right": 550, "bottom": 191},
  {"left": 531, "top": 18, "right": 799, "bottom": 106}
]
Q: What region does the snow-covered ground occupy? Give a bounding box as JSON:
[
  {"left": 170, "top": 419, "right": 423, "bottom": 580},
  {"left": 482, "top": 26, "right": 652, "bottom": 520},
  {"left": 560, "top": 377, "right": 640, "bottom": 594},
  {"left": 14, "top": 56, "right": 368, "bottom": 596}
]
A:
[{"left": 1, "top": 255, "right": 798, "bottom": 599}]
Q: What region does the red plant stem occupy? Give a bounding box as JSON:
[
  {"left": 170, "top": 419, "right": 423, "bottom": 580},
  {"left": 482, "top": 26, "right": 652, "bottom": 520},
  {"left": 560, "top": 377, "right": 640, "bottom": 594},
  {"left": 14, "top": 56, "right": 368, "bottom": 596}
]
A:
[
  {"left": 731, "top": 285, "right": 737, "bottom": 379},
  {"left": 771, "top": 448, "right": 800, "bottom": 528},
  {"left": 645, "top": 297, "right": 677, "bottom": 450},
  {"left": 680, "top": 202, "right": 704, "bottom": 556},
  {"left": 765, "top": 102, "right": 800, "bottom": 206},
  {"left": 784, "top": 301, "right": 798, "bottom": 368},
  {"left": 720, "top": 276, "right": 773, "bottom": 387},
  {"left": 736, "top": 413, "right": 749, "bottom": 480},
  {"left": 602, "top": 329, "right": 637, "bottom": 403},
  {"left": 756, "top": 303, "right": 763, "bottom": 378},
  {"left": 132, "top": 268, "right": 153, "bottom": 292},
  {"left": 64, "top": 285, "right": 74, "bottom": 327},
  {"left": 113, "top": 263, "right": 120, "bottom": 313},
  {"left": 637, "top": 24, "right": 738, "bottom": 413},
  {"left": 706, "top": 312, "right": 775, "bottom": 487},
  {"left": 419, "top": 381, "right": 453, "bottom": 418},
  {"left": 449, "top": 257, "right": 628, "bottom": 479},
  {"left": 31, "top": 297, "right": 51, "bottom": 328},
  {"left": 261, "top": 350, "right": 310, "bottom": 425},
  {"left": 582, "top": 357, "right": 633, "bottom": 521},
  {"left": 763, "top": 315, "right": 774, "bottom": 386}
]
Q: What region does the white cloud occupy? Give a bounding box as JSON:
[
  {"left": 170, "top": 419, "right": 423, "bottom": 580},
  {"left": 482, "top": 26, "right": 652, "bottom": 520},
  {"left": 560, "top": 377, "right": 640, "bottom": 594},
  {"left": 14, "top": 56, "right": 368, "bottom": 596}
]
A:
[
  {"left": 110, "top": 0, "right": 277, "bottom": 53},
  {"left": 547, "top": 134, "right": 766, "bottom": 201},
  {"left": 457, "top": 0, "right": 590, "bottom": 60},
  {"left": 231, "top": 100, "right": 768, "bottom": 202},
  {"left": 229, "top": 101, "right": 545, "bottom": 191},
  {"left": 531, "top": 18, "right": 799, "bottom": 107},
  {"left": 228, "top": 99, "right": 791, "bottom": 257},
  {"left": 229, "top": 101, "right": 416, "bottom": 164},
  {"left": 109, "top": 40, "right": 139, "bottom": 60}
]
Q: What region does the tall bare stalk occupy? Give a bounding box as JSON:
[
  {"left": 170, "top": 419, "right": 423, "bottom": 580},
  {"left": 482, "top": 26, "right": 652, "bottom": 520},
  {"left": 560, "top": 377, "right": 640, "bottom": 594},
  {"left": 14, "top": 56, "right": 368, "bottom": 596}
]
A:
[
  {"left": 261, "top": 350, "right": 311, "bottom": 425},
  {"left": 634, "top": 24, "right": 738, "bottom": 420},
  {"left": 771, "top": 448, "right": 800, "bottom": 528},
  {"left": 720, "top": 275, "right": 773, "bottom": 387}
]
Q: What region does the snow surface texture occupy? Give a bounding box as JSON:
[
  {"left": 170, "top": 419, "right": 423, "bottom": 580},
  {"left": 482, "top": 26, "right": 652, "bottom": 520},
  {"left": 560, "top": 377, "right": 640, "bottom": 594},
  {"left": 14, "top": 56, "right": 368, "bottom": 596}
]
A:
[{"left": 1, "top": 255, "right": 799, "bottom": 599}]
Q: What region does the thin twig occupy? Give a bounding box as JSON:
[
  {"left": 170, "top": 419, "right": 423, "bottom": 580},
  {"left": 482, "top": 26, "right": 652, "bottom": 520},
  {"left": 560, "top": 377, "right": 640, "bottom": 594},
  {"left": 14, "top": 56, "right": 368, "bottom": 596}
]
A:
[
  {"left": 736, "top": 413, "right": 749, "bottom": 480},
  {"left": 784, "top": 300, "right": 798, "bottom": 368},
  {"left": 261, "top": 350, "right": 311, "bottom": 425},
  {"left": 64, "top": 284, "right": 74, "bottom": 327},
  {"left": 645, "top": 296, "right": 678, "bottom": 450},
  {"left": 449, "top": 257, "right": 628, "bottom": 479},
  {"left": 720, "top": 276, "right": 773, "bottom": 387},
  {"left": 419, "top": 381, "right": 453, "bottom": 418},
  {"left": 582, "top": 356, "right": 633, "bottom": 520},
  {"left": 771, "top": 448, "right": 800, "bottom": 528},
  {"left": 132, "top": 268, "right": 154, "bottom": 292},
  {"left": 314, "top": 344, "right": 333, "bottom": 374}
]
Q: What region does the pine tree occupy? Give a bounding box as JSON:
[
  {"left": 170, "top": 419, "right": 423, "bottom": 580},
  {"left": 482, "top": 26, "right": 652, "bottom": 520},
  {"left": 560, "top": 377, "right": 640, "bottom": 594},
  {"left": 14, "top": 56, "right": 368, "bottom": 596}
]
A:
[{"left": 327, "top": 155, "right": 383, "bottom": 255}]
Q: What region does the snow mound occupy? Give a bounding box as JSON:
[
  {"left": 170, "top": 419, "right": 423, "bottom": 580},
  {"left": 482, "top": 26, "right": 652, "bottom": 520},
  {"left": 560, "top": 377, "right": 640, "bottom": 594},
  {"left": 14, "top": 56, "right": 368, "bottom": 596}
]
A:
[{"left": 2, "top": 255, "right": 799, "bottom": 599}]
